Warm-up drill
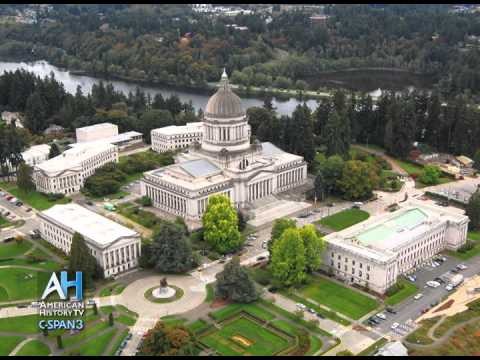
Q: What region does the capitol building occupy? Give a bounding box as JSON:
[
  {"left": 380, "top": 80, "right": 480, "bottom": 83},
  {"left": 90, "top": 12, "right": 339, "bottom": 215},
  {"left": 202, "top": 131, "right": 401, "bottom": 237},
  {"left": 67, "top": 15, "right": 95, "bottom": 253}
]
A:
[{"left": 141, "top": 71, "right": 308, "bottom": 221}]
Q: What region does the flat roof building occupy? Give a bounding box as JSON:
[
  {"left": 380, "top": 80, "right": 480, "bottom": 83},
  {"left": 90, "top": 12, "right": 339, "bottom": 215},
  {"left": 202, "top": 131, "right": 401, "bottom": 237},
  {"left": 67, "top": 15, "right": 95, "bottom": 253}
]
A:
[
  {"left": 38, "top": 203, "right": 141, "bottom": 277},
  {"left": 33, "top": 142, "right": 118, "bottom": 195},
  {"left": 151, "top": 122, "right": 204, "bottom": 153},
  {"left": 76, "top": 123, "right": 118, "bottom": 143},
  {"left": 323, "top": 200, "right": 469, "bottom": 294}
]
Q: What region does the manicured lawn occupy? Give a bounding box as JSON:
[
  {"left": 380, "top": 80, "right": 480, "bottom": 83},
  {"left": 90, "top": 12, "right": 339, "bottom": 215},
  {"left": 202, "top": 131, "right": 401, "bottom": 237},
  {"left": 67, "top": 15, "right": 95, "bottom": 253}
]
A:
[
  {"left": 0, "top": 258, "right": 61, "bottom": 272},
  {"left": 447, "top": 231, "right": 480, "bottom": 260},
  {"left": 209, "top": 303, "right": 276, "bottom": 322},
  {"left": 0, "top": 182, "right": 71, "bottom": 210},
  {"left": 405, "top": 316, "right": 440, "bottom": 345},
  {"left": 295, "top": 275, "right": 379, "bottom": 320},
  {"left": 144, "top": 285, "right": 184, "bottom": 303},
  {"left": 99, "top": 283, "right": 126, "bottom": 297},
  {"left": 356, "top": 337, "right": 388, "bottom": 356},
  {"left": 15, "top": 339, "right": 50, "bottom": 356},
  {"left": 0, "top": 336, "right": 25, "bottom": 355},
  {"left": 390, "top": 160, "right": 452, "bottom": 187},
  {"left": 0, "top": 215, "right": 11, "bottom": 228},
  {"left": 0, "top": 241, "right": 32, "bottom": 259},
  {"left": 201, "top": 316, "right": 292, "bottom": 356},
  {"left": 0, "top": 268, "right": 52, "bottom": 301},
  {"left": 317, "top": 209, "right": 370, "bottom": 231},
  {"left": 0, "top": 314, "right": 39, "bottom": 334},
  {"left": 108, "top": 328, "right": 129, "bottom": 356},
  {"left": 63, "top": 320, "right": 110, "bottom": 348},
  {"left": 385, "top": 279, "right": 418, "bottom": 306},
  {"left": 68, "top": 327, "right": 117, "bottom": 356},
  {"left": 187, "top": 319, "right": 211, "bottom": 334},
  {"left": 205, "top": 283, "right": 215, "bottom": 303}
]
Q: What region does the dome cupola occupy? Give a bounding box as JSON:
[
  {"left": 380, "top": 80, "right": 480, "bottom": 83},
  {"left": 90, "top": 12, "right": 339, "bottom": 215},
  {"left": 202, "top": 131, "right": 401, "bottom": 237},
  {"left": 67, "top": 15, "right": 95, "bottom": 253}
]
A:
[{"left": 204, "top": 69, "right": 245, "bottom": 119}]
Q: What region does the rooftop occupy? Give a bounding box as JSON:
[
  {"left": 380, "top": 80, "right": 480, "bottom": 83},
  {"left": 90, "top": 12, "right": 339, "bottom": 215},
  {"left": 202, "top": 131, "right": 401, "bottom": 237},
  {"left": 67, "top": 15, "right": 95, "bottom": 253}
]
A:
[
  {"left": 179, "top": 159, "right": 221, "bottom": 177},
  {"left": 76, "top": 122, "right": 117, "bottom": 132},
  {"left": 22, "top": 144, "right": 51, "bottom": 159},
  {"left": 205, "top": 70, "right": 245, "bottom": 119},
  {"left": 40, "top": 203, "right": 138, "bottom": 248},
  {"left": 35, "top": 142, "right": 115, "bottom": 175},
  {"left": 152, "top": 122, "right": 203, "bottom": 136}
]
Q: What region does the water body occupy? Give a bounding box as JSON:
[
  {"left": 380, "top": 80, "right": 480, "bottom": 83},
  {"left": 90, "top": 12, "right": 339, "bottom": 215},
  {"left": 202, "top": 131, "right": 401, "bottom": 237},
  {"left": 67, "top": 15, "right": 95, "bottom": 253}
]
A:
[{"left": 0, "top": 60, "right": 320, "bottom": 116}]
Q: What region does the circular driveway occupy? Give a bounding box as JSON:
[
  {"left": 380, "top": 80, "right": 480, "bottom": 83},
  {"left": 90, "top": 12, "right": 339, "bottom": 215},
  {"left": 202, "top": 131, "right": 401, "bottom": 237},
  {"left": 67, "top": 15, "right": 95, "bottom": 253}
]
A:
[{"left": 114, "top": 274, "right": 206, "bottom": 318}]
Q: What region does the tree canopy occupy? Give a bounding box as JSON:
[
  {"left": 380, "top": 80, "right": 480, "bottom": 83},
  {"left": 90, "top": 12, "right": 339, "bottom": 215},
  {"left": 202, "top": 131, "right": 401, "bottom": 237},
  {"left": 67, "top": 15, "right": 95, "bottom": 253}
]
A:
[{"left": 215, "top": 256, "right": 258, "bottom": 303}]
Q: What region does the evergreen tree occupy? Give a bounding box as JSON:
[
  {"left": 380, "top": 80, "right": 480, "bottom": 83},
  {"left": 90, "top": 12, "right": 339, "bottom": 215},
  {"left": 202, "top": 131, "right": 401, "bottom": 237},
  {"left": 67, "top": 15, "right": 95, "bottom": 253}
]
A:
[
  {"left": 48, "top": 142, "right": 61, "bottom": 159},
  {"left": 68, "top": 232, "right": 100, "bottom": 289},
  {"left": 16, "top": 163, "right": 35, "bottom": 192},
  {"left": 24, "top": 91, "right": 47, "bottom": 133},
  {"left": 473, "top": 149, "right": 480, "bottom": 171},
  {"left": 215, "top": 256, "right": 258, "bottom": 303},
  {"left": 323, "top": 110, "right": 350, "bottom": 158},
  {"left": 140, "top": 221, "right": 197, "bottom": 273},
  {"left": 466, "top": 190, "right": 480, "bottom": 230}
]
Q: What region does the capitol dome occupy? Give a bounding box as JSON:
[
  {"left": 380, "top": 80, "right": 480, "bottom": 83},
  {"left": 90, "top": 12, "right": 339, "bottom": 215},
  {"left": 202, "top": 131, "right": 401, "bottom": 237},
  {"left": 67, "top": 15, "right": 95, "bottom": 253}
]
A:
[{"left": 204, "top": 69, "right": 245, "bottom": 119}]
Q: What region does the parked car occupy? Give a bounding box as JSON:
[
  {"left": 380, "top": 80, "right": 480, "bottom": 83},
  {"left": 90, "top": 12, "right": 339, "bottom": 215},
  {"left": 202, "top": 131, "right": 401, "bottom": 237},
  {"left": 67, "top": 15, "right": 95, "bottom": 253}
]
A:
[
  {"left": 456, "top": 264, "right": 468, "bottom": 270},
  {"left": 426, "top": 281, "right": 440, "bottom": 288},
  {"left": 316, "top": 313, "right": 325, "bottom": 319},
  {"left": 15, "top": 201, "right": 23, "bottom": 207},
  {"left": 414, "top": 293, "right": 423, "bottom": 300},
  {"left": 445, "top": 284, "right": 454, "bottom": 291},
  {"left": 391, "top": 322, "right": 400, "bottom": 330},
  {"left": 326, "top": 202, "right": 335, "bottom": 207},
  {"left": 375, "top": 313, "right": 386, "bottom": 320},
  {"left": 434, "top": 277, "right": 445, "bottom": 284},
  {"left": 407, "top": 275, "right": 416, "bottom": 282},
  {"left": 256, "top": 256, "right": 267, "bottom": 262},
  {"left": 386, "top": 307, "right": 397, "bottom": 314},
  {"left": 25, "top": 207, "right": 32, "bottom": 212},
  {"left": 308, "top": 308, "right": 316, "bottom": 315},
  {"left": 296, "top": 303, "right": 307, "bottom": 311}
]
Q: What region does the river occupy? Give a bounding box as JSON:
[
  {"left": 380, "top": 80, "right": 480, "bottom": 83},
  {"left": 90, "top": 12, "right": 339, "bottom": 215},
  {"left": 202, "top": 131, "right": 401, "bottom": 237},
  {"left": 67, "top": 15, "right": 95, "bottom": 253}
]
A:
[
  {"left": 0, "top": 60, "right": 431, "bottom": 116},
  {"left": 0, "top": 60, "right": 320, "bottom": 116}
]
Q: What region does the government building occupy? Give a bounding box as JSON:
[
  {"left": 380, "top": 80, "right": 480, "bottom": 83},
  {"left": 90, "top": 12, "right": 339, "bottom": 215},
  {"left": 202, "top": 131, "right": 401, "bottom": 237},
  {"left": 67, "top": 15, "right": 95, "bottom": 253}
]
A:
[
  {"left": 38, "top": 203, "right": 141, "bottom": 278},
  {"left": 322, "top": 200, "right": 469, "bottom": 294},
  {"left": 151, "top": 122, "right": 204, "bottom": 152},
  {"left": 33, "top": 142, "right": 118, "bottom": 195},
  {"left": 141, "top": 70, "right": 308, "bottom": 221}
]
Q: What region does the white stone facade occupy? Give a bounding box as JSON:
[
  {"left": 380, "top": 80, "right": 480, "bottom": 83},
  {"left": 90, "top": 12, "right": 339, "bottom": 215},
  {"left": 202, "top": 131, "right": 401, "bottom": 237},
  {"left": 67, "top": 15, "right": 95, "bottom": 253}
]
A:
[
  {"left": 76, "top": 122, "right": 119, "bottom": 143},
  {"left": 33, "top": 142, "right": 118, "bottom": 195},
  {"left": 151, "top": 122, "right": 203, "bottom": 152},
  {"left": 38, "top": 204, "right": 141, "bottom": 278},
  {"left": 141, "top": 71, "right": 307, "bottom": 221},
  {"left": 6, "top": 144, "right": 50, "bottom": 173},
  {"left": 322, "top": 201, "right": 469, "bottom": 294}
]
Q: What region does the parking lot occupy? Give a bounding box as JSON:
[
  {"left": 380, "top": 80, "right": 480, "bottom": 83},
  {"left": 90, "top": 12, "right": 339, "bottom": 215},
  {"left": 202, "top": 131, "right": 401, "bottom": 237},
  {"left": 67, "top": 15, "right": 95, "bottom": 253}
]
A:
[{"left": 365, "top": 253, "right": 478, "bottom": 337}]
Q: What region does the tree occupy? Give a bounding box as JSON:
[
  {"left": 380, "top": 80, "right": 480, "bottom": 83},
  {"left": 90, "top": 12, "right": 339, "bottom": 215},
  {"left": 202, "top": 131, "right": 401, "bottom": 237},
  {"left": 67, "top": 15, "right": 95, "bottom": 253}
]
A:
[
  {"left": 299, "top": 224, "right": 325, "bottom": 273},
  {"left": 419, "top": 164, "right": 441, "bottom": 185},
  {"left": 336, "top": 160, "right": 379, "bottom": 200},
  {"left": 270, "top": 228, "right": 306, "bottom": 287},
  {"left": 323, "top": 109, "right": 350, "bottom": 158},
  {"left": 68, "top": 232, "right": 100, "bottom": 288},
  {"left": 140, "top": 221, "right": 197, "bottom": 273},
  {"left": 138, "top": 321, "right": 196, "bottom": 356},
  {"left": 215, "top": 256, "right": 258, "bottom": 303},
  {"left": 48, "top": 142, "right": 61, "bottom": 159},
  {"left": 269, "top": 218, "right": 297, "bottom": 254},
  {"left": 56, "top": 335, "right": 63, "bottom": 349},
  {"left": 16, "top": 163, "right": 35, "bottom": 192},
  {"left": 473, "top": 149, "right": 480, "bottom": 171},
  {"left": 139, "top": 195, "right": 152, "bottom": 207},
  {"left": 202, "top": 195, "right": 242, "bottom": 254},
  {"left": 108, "top": 312, "right": 114, "bottom": 326},
  {"left": 314, "top": 171, "right": 326, "bottom": 202},
  {"left": 466, "top": 190, "right": 480, "bottom": 230},
  {"left": 24, "top": 91, "right": 47, "bottom": 134}
]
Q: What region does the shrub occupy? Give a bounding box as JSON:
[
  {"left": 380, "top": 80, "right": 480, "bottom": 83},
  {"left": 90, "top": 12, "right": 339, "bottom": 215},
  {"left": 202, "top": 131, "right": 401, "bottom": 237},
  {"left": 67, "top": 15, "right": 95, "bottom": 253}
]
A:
[
  {"left": 139, "top": 196, "right": 152, "bottom": 207},
  {"left": 458, "top": 240, "right": 475, "bottom": 253}
]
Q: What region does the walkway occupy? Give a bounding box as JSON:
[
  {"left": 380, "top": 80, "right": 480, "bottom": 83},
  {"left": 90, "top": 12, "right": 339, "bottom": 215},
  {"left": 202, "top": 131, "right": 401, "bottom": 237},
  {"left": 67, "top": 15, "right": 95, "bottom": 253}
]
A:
[
  {"left": 352, "top": 144, "right": 407, "bottom": 176},
  {"left": 8, "top": 337, "right": 34, "bottom": 356}
]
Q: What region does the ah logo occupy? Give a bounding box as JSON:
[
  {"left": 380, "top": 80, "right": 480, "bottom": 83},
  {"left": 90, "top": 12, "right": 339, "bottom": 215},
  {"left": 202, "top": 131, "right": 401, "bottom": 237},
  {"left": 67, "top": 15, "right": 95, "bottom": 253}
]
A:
[{"left": 41, "top": 271, "right": 83, "bottom": 301}]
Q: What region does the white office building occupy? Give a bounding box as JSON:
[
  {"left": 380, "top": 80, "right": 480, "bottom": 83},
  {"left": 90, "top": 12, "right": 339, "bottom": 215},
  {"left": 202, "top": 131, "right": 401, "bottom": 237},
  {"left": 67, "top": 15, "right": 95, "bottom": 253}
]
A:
[
  {"left": 141, "top": 71, "right": 307, "bottom": 221},
  {"left": 6, "top": 144, "right": 51, "bottom": 173},
  {"left": 38, "top": 204, "right": 141, "bottom": 277},
  {"left": 33, "top": 142, "right": 118, "bottom": 195},
  {"left": 76, "top": 123, "right": 143, "bottom": 150},
  {"left": 322, "top": 200, "right": 469, "bottom": 294},
  {"left": 151, "top": 122, "right": 204, "bottom": 152}
]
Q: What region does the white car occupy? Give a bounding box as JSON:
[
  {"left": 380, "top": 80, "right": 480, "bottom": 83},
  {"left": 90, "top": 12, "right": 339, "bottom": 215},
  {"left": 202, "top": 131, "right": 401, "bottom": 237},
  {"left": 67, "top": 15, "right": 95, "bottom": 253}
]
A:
[
  {"left": 414, "top": 293, "right": 423, "bottom": 300},
  {"left": 445, "top": 284, "right": 454, "bottom": 291},
  {"left": 296, "top": 303, "right": 307, "bottom": 310},
  {"left": 391, "top": 322, "right": 400, "bottom": 330},
  {"left": 426, "top": 281, "right": 440, "bottom": 288},
  {"left": 376, "top": 313, "right": 386, "bottom": 320},
  {"left": 456, "top": 264, "right": 468, "bottom": 270}
]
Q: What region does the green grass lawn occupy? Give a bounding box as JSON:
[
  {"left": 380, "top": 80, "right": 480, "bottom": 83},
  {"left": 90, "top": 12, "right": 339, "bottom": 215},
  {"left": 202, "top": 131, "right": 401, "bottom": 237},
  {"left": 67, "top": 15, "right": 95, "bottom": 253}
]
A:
[
  {"left": 385, "top": 279, "right": 418, "bottom": 306},
  {"left": 99, "top": 283, "right": 126, "bottom": 297},
  {"left": 447, "top": 231, "right": 480, "bottom": 260},
  {"left": 209, "top": 303, "right": 276, "bottom": 322},
  {"left": 317, "top": 209, "right": 370, "bottom": 231},
  {"left": 108, "top": 328, "right": 129, "bottom": 356},
  {"left": 0, "top": 336, "right": 25, "bottom": 355},
  {"left": 205, "top": 283, "right": 215, "bottom": 303},
  {"left": 0, "top": 182, "right": 71, "bottom": 210},
  {"left": 391, "top": 160, "right": 452, "bottom": 187},
  {"left": 0, "top": 241, "right": 32, "bottom": 259},
  {"left": 68, "top": 327, "right": 117, "bottom": 356},
  {"left": 0, "top": 314, "right": 39, "bottom": 334},
  {"left": 14, "top": 339, "right": 50, "bottom": 356},
  {"left": 405, "top": 316, "right": 440, "bottom": 345},
  {"left": 63, "top": 320, "right": 111, "bottom": 348},
  {"left": 295, "top": 275, "right": 379, "bottom": 320},
  {"left": 0, "top": 215, "right": 11, "bottom": 228},
  {"left": 0, "top": 267, "right": 52, "bottom": 301},
  {"left": 201, "top": 316, "right": 292, "bottom": 356},
  {"left": 356, "top": 337, "right": 388, "bottom": 356}
]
